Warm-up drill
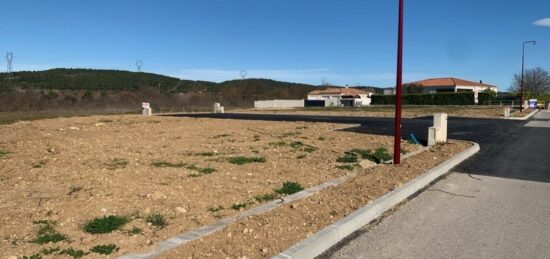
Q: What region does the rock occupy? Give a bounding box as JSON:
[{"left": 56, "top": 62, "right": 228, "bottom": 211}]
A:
[
  {"left": 146, "top": 239, "right": 153, "bottom": 245},
  {"left": 69, "top": 126, "right": 80, "bottom": 130},
  {"left": 176, "top": 207, "right": 187, "bottom": 213},
  {"left": 290, "top": 203, "right": 298, "bottom": 209},
  {"left": 261, "top": 247, "right": 269, "bottom": 254},
  {"left": 359, "top": 159, "right": 377, "bottom": 169},
  {"left": 101, "top": 208, "right": 107, "bottom": 213}
]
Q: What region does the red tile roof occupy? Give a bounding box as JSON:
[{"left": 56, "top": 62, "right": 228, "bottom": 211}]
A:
[
  {"left": 411, "top": 78, "right": 496, "bottom": 88},
  {"left": 309, "top": 87, "right": 371, "bottom": 96}
]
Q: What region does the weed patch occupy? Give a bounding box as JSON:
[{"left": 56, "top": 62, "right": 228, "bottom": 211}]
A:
[
  {"left": 32, "top": 160, "right": 46, "bottom": 168},
  {"left": 90, "top": 244, "right": 119, "bottom": 255},
  {"left": 40, "top": 247, "right": 61, "bottom": 255},
  {"left": 227, "top": 156, "right": 266, "bottom": 165},
  {"left": 254, "top": 193, "right": 277, "bottom": 202},
  {"left": 18, "top": 254, "right": 42, "bottom": 259},
  {"left": 214, "top": 133, "right": 230, "bottom": 138},
  {"left": 336, "top": 153, "right": 358, "bottom": 163},
  {"left": 32, "top": 221, "right": 67, "bottom": 244},
  {"left": 195, "top": 152, "right": 215, "bottom": 157},
  {"left": 336, "top": 164, "right": 357, "bottom": 171},
  {"left": 105, "top": 158, "right": 128, "bottom": 170},
  {"left": 84, "top": 215, "right": 129, "bottom": 234},
  {"left": 127, "top": 226, "right": 142, "bottom": 235},
  {"left": 0, "top": 150, "right": 9, "bottom": 158},
  {"left": 147, "top": 213, "right": 167, "bottom": 229},
  {"left": 275, "top": 181, "right": 304, "bottom": 195},
  {"left": 268, "top": 141, "right": 287, "bottom": 147},
  {"left": 58, "top": 247, "right": 87, "bottom": 258},
  {"left": 208, "top": 205, "right": 224, "bottom": 212},
  {"left": 318, "top": 136, "right": 326, "bottom": 141},
  {"left": 347, "top": 147, "right": 392, "bottom": 163},
  {"left": 296, "top": 154, "right": 307, "bottom": 159},
  {"left": 151, "top": 161, "right": 186, "bottom": 168},
  {"left": 302, "top": 146, "right": 318, "bottom": 153},
  {"left": 186, "top": 164, "right": 216, "bottom": 175},
  {"left": 231, "top": 203, "right": 248, "bottom": 210}
]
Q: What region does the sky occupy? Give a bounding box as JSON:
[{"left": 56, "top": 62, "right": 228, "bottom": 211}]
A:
[{"left": 0, "top": 0, "right": 549, "bottom": 90}]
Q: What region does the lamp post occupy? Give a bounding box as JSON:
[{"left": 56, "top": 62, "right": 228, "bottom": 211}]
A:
[
  {"left": 520, "top": 40, "right": 536, "bottom": 112},
  {"left": 393, "top": 0, "right": 404, "bottom": 165}
]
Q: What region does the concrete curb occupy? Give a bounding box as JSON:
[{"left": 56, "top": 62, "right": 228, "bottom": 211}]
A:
[
  {"left": 272, "top": 141, "right": 480, "bottom": 259},
  {"left": 506, "top": 109, "right": 539, "bottom": 120}
]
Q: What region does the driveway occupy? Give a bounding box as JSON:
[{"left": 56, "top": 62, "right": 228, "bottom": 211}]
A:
[{"left": 168, "top": 111, "right": 550, "bottom": 258}]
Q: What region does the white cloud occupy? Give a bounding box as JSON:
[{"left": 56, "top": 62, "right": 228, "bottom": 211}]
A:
[{"left": 533, "top": 18, "right": 550, "bottom": 27}]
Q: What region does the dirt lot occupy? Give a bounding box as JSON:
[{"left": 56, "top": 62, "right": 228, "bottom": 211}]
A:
[
  {"left": 0, "top": 115, "right": 426, "bottom": 258},
  {"left": 236, "top": 106, "right": 513, "bottom": 118},
  {"left": 161, "top": 141, "right": 470, "bottom": 258}
]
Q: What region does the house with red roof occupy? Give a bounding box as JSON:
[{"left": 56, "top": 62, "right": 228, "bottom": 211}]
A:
[{"left": 409, "top": 77, "right": 498, "bottom": 94}]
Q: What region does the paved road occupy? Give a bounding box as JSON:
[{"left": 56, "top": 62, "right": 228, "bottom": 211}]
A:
[{"left": 169, "top": 111, "right": 550, "bottom": 258}]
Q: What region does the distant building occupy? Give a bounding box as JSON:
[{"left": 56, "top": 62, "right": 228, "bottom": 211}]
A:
[
  {"left": 410, "top": 78, "right": 498, "bottom": 93},
  {"left": 307, "top": 87, "right": 373, "bottom": 107}
]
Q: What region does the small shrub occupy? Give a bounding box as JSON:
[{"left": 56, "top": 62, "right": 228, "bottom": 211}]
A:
[
  {"left": 32, "top": 221, "right": 67, "bottom": 244},
  {"left": 318, "top": 136, "right": 326, "bottom": 141},
  {"left": 147, "top": 214, "right": 167, "bottom": 229},
  {"left": 214, "top": 134, "right": 231, "bottom": 138},
  {"left": 336, "top": 153, "right": 358, "bottom": 163},
  {"left": 303, "top": 146, "right": 318, "bottom": 153},
  {"left": 41, "top": 247, "right": 61, "bottom": 255},
  {"left": 105, "top": 158, "right": 128, "bottom": 170},
  {"left": 90, "top": 244, "right": 119, "bottom": 255},
  {"left": 227, "top": 156, "right": 266, "bottom": 165},
  {"left": 67, "top": 186, "right": 82, "bottom": 195},
  {"left": 18, "top": 254, "right": 42, "bottom": 259},
  {"left": 289, "top": 141, "right": 304, "bottom": 148},
  {"left": 127, "top": 226, "right": 142, "bottom": 235},
  {"left": 151, "top": 161, "right": 186, "bottom": 168},
  {"left": 32, "top": 160, "right": 46, "bottom": 168},
  {"left": 231, "top": 203, "right": 248, "bottom": 210},
  {"left": 208, "top": 205, "right": 224, "bottom": 212},
  {"left": 196, "top": 152, "right": 215, "bottom": 157},
  {"left": 350, "top": 149, "right": 371, "bottom": 159},
  {"left": 0, "top": 150, "right": 9, "bottom": 158},
  {"left": 373, "top": 148, "right": 392, "bottom": 163},
  {"left": 186, "top": 165, "right": 216, "bottom": 175},
  {"left": 275, "top": 182, "right": 304, "bottom": 195},
  {"left": 268, "top": 141, "right": 287, "bottom": 147},
  {"left": 254, "top": 193, "right": 277, "bottom": 202},
  {"left": 84, "top": 215, "right": 129, "bottom": 234},
  {"left": 58, "top": 247, "right": 87, "bottom": 258},
  {"left": 330, "top": 210, "right": 338, "bottom": 216}
]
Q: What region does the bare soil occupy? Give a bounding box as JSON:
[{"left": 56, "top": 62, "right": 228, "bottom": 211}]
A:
[
  {"left": 161, "top": 141, "right": 470, "bottom": 258},
  {"left": 236, "top": 106, "right": 509, "bottom": 118},
  {"left": 0, "top": 115, "right": 422, "bottom": 258}
]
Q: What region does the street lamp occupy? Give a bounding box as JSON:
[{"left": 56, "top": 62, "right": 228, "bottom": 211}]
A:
[
  {"left": 393, "top": 0, "right": 404, "bottom": 165},
  {"left": 520, "top": 40, "right": 536, "bottom": 112}
]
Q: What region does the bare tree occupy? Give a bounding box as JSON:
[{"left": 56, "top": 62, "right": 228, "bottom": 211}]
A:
[{"left": 509, "top": 67, "right": 550, "bottom": 96}]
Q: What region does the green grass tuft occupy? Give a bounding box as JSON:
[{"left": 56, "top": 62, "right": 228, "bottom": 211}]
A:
[
  {"left": 214, "top": 133, "right": 231, "bottom": 138},
  {"left": 372, "top": 147, "right": 392, "bottom": 163},
  {"left": 186, "top": 164, "right": 216, "bottom": 175},
  {"left": 231, "top": 203, "right": 248, "bottom": 210},
  {"left": 105, "top": 158, "right": 128, "bottom": 170},
  {"left": 268, "top": 141, "right": 287, "bottom": 147},
  {"left": 127, "top": 226, "right": 142, "bottom": 235},
  {"left": 254, "top": 193, "right": 277, "bottom": 202},
  {"left": 151, "top": 161, "right": 187, "bottom": 168},
  {"left": 0, "top": 150, "right": 9, "bottom": 158},
  {"left": 195, "top": 152, "right": 215, "bottom": 157},
  {"left": 336, "top": 153, "right": 358, "bottom": 163},
  {"left": 318, "top": 136, "right": 326, "bottom": 141},
  {"left": 208, "top": 205, "right": 224, "bottom": 212},
  {"left": 58, "top": 247, "right": 87, "bottom": 258},
  {"left": 227, "top": 156, "right": 266, "bottom": 165},
  {"left": 67, "top": 186, "right": 82, "bottom": 195},
  {"left": 147, "top": 214, "right": 167, "bottom": 229},
  {"left": 31, "top": 221, "right": 67, "bottom": 244},
  {"left": 18, "top": 254, "right": 42, "bottom": 259},
  {"left": 302, "top": 146, "right": 318, "bottom": 153},
  {"left": 90, "top": 244, "right": 119, "bottom": 255},
  {"left": 41, "top": 247, "right": 61, "bottom": 255},
  {"left": 84, "top": 215, "right": 129, "bottom": 234},
  {"left": 336, "top": 164, "right": 357, "bottom": 171},
  {"left": 275, "top": 181, "right": 304, "bottom": 195}
]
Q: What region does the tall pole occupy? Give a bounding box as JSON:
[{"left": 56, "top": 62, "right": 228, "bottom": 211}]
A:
[
  {"left": 520, "top": 40, "right": 536, "bottom": 112},
  {"left": 394, "top": 0, "right": 404, "bottom": 165}
]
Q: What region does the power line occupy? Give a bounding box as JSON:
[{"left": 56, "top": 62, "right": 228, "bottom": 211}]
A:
[
  {"left": 136, "top": 60, "right": 143, "bottom": 72},
  {"left": 240, "top": 70, "right": 247, "bottom": 80},
  {"left": 6, "top": 52, "right": 14, "bottom": 79}
]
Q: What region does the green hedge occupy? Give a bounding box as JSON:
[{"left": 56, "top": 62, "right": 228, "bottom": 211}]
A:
[{"left": 372, "top": 92, "right": 495, "bottom": 105}]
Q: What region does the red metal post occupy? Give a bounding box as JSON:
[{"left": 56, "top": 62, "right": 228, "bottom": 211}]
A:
[
  {"left": 520, "top": 43, "right": 525, "bottom": 112},
  {"left": 394, "top": 0, "right": 404, "bottom": 165}
]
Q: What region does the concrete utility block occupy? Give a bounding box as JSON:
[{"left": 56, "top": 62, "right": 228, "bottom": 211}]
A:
[
  {"left": 504, "top": 107, "right": 511, "bottom": 118},
  {"left": 428, "top": 126, "right": 438, "bottom": 147},
  {"left": 213, "top": 103, "right": 225, "bottom": 113},
  {"left": 433, "top": 113, "right": 448, "bottom": 143},
  {"left": 142, "top": 107, "right": 152, "bottom": 116}
]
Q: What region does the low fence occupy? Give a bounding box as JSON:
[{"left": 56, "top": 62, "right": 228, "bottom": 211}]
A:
[{"left": 254, "top": 99, "right": 304, "bottom": 108}]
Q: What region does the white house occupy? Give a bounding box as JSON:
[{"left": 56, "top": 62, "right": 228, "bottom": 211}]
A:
[
  {"left": 307, "top": 87, "right": 373, "bottom": 107},
  {"left": 410, "top": 78, "right": 498, "bottom": 93}
]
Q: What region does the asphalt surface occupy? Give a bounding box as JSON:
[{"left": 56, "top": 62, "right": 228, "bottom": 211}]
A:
[{"left": 169, "top": 111, "right": 550, "bottom": 258}]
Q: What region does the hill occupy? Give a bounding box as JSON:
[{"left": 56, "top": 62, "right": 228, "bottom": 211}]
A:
[{"left": 0, "top": 68, "right": 383, "bottom": 114}]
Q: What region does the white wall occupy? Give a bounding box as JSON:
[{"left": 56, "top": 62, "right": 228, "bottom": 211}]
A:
[{"left": 254, "top": 99, "right": 304, "bottom": 108}]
